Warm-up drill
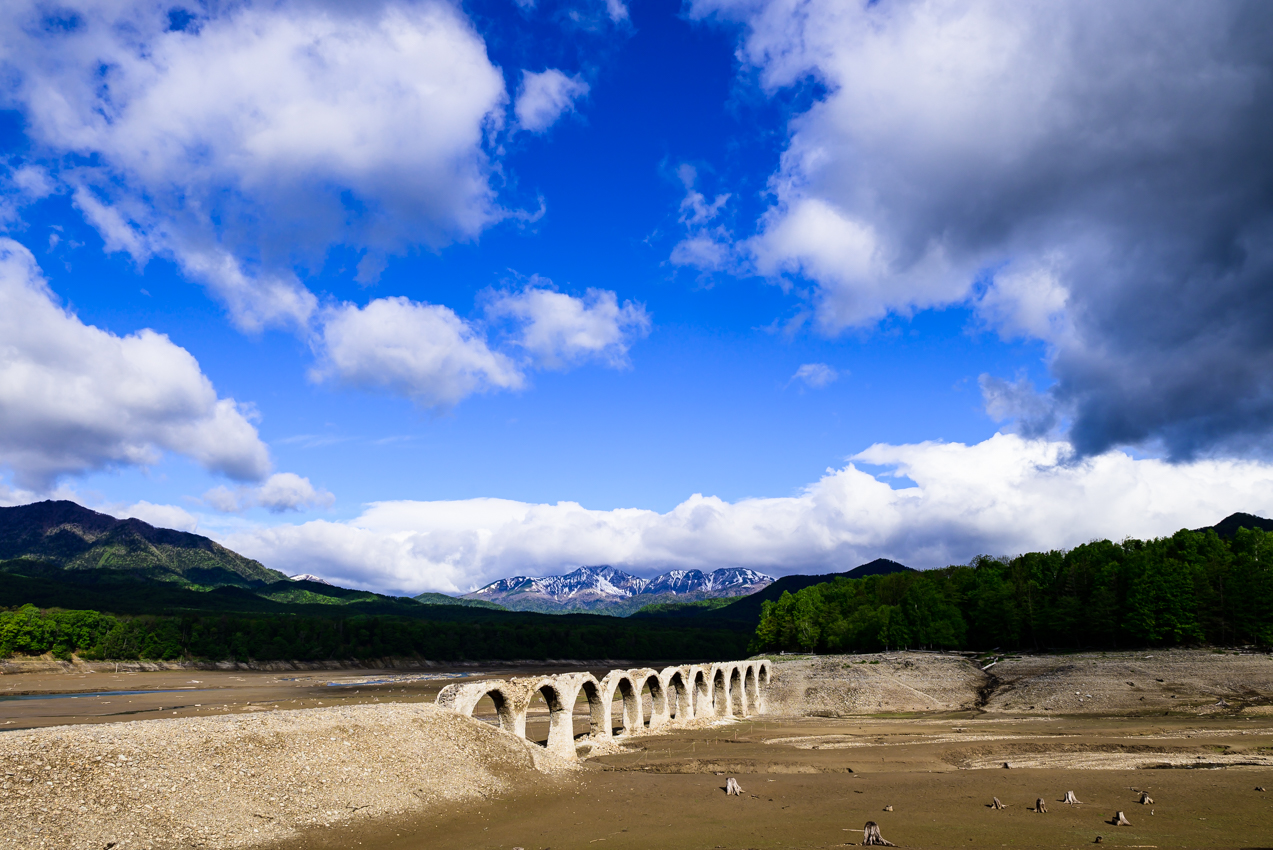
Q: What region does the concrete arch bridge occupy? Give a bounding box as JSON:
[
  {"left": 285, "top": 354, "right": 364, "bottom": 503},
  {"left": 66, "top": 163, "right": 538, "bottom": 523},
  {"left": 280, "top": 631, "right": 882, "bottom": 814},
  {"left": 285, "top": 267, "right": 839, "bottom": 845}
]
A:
[{"left": 436, "top": 660, "right": 772, "bottom": 761}]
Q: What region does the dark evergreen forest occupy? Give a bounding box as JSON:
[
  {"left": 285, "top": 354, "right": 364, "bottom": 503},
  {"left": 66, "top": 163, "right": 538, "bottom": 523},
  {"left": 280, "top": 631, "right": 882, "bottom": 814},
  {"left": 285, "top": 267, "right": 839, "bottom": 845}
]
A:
[
  {"left": 0, "top": 605, "right": 747, "bottom": 663},
  {"left": 752, "top": 528, "right": 1273, "bottom": 653}
]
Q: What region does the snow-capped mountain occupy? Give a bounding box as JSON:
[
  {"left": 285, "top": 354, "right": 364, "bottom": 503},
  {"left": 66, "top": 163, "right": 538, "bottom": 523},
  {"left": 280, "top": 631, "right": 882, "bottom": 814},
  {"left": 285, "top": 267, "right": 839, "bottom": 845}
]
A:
[
  {"left": 289, "top": 573, "right": 333, "bottom": 586},
  {"left": 463, "top": 565, "right": 773, "bottom": 615}
]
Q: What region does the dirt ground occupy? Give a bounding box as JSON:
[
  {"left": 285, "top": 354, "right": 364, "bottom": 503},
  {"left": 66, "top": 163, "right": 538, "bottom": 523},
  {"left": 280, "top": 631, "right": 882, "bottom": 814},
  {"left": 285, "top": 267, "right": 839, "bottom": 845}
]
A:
[
  {"left": 5, "top": 651, "right": 1273, "bottom": 849},
  {"left": 274, "top": 712, "right": 1273, "bottom": 850}
]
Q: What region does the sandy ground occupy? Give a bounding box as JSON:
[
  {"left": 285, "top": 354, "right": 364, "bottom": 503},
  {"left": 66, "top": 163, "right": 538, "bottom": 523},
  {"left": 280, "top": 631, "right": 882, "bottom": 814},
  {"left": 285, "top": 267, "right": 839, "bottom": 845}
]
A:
[{"left": 5, "top": 650, "right": 1273, "bottom": 849}]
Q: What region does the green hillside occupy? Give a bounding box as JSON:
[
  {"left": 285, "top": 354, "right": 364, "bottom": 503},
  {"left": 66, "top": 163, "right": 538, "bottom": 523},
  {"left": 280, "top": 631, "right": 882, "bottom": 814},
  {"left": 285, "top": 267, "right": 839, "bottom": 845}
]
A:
[
  {"left": 0, "top": 500, "right": 285, "bottom": 587},
  {"left": 0, "top": 567, "right": 749, "bottom": 663},
  {"left": 0, "top": 501, "right": 751, "bottom": 663},
  {"left": 752, "top": 519, "right": 1273, "bottom": 653},
  {"left": 413, "top": 591, "right": 506, "bottom": 610}
]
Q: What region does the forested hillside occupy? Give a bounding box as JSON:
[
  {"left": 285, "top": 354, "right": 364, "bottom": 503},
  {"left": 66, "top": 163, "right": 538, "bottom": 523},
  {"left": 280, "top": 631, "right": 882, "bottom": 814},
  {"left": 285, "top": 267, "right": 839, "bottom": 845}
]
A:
[
  {"left": 752, "top": 527, "right": 1273, "bottom": 653},
  {"left": 0, "top": 603, "right": 747, "bottom": 663},
  {"left": 0, "top": 500, "right": 284, "bottom": 586}
]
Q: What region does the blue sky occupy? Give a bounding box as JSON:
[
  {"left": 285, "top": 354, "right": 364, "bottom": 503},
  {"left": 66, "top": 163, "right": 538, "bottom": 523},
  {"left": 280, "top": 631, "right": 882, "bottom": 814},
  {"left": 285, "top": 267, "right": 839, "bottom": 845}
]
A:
[{"left": 2, "top": 0, "right": 1272, "bottom": 594}]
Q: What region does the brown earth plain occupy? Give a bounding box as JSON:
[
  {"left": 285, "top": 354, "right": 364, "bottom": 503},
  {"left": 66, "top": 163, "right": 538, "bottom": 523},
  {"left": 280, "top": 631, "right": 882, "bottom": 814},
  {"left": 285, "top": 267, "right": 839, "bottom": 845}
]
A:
[{"left": 3, "top": 650, "right": 1273, "bottom": 850}]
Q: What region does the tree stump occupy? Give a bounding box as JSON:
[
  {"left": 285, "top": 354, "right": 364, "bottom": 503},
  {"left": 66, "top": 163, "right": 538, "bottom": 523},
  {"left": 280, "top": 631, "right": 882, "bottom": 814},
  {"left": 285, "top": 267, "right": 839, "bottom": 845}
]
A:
[
  {"left": 1035, "top": 798, "right": 1047, "bottom": 813},
  {"left": 991, "top": 797, "right": 1006, "bottom": 809},
  {"left": 1112, "top": 811, "right": 1131, "bottom": 827},
  {"left": 725, "top": 777, "right": 743, "bottom": 796},
  {"left": 1063, "top": 791, "right": 1081, "bottom": 805},
  {"left": 862, "top": 821, "right": 896, "bottom": 846},
  {"left": 1138, "top": 792, "right": 1153, "bottom": 805}
]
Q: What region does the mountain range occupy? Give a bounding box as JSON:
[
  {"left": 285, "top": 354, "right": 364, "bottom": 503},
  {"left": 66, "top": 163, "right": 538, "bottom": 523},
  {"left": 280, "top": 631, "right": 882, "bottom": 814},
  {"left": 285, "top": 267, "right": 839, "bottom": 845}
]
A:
[
  {"left": 463, "top": 565, "right": 773, "bottom": 614},
  {"left": 13, "top": 499, "right": 1264, "bottom": 626}
]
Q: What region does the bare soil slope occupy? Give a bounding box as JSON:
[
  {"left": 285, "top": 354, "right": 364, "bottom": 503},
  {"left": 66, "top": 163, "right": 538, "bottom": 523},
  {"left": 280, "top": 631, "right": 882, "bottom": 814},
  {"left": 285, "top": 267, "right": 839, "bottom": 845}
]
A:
[
  {"left": 984, "top": 649, "right": 1273, "bottom": 714},
  {"left": 765, "top": 653, "right": 985, "bottom": 715},
  {"left": 765, "top": 650, "right": 1273, "bottom": 718}
]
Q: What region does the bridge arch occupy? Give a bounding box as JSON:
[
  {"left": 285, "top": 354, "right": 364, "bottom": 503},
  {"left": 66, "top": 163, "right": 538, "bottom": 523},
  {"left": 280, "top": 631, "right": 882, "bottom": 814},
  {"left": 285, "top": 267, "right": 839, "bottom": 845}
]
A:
[
  {"left": 599, "top": 670, "right": 641, "bottom": 737},
  {"left": 688, "top": 665, "right": 711, "bottom": 717},
  {"left": 729, "top": 665, "right": 746, "bottom": 716},
  {"left": 523, "top": 677, "right": 594, "bottom": 760},
  {"left": 629, "top": 668, "right": 669, "bottom": 728},
  {"left": 660, "top": 666, "right": 691, "bottom": 721},
  {"left": 711, "top": 665, "right": 730, "bottom": 716},
  {"left": 436, "top": 680, "right": 523, "bottom": 736},
  {"left": 549, "top": 672, "right": 605, "bottom": 742}
]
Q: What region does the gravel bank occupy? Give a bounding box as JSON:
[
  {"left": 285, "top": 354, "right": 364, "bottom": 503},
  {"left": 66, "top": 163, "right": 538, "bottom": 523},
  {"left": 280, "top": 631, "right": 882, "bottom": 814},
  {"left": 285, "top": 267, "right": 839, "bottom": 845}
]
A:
[
  {"left": 0, "top": 703, "right": 549, "bottom": 849},
  {"left": 985, "top": 649, "right": 1273, "bottom": 713},
  {"left": 767, "top": 653, "right": 984, "bottom": 715},
  {"left": 768, "top": 650, "right": 1273, "bottom": 717}
]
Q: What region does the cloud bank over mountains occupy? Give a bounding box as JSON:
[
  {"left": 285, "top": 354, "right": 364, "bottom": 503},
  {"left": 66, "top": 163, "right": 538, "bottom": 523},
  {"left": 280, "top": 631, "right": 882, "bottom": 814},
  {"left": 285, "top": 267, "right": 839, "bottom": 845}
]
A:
[
  {"left": 687, "top": 0, "right": 1273, "bottom": 461},
  {"left": 223, "top": 434, "right": 1273, "bottom": 595}
]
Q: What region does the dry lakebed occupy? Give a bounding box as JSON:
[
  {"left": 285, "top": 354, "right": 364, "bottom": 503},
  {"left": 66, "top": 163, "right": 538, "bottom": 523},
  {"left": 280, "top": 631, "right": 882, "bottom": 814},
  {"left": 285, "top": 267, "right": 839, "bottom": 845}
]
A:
[{"left": 2, "top": 650, "right": 1272, "bottom": 849}]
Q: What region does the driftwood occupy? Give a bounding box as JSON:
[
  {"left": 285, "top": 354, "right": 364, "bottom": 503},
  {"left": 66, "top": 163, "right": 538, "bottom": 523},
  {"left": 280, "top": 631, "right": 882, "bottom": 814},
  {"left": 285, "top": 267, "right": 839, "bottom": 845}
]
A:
[
  {"left": 1035, "top": 798, "right": 1047, "bottom": 813},
  {"left": 862, "top": 821, "right": 896, "bottom": 846},
  {"left": 991, "top": 797, "right": 1007, "bottom": 809},
  {"left": 725, "top": 777, "right": 743, "bottom": 796},
  {"left": 1063, "top": 791, "right": 1081, "bottom": 805},
  {"left": 1138, "top": 791, "right": 1153, "bottom": 805},
  {"left": 1112, "top": 811, "right": 1132, "bottom": 827}
]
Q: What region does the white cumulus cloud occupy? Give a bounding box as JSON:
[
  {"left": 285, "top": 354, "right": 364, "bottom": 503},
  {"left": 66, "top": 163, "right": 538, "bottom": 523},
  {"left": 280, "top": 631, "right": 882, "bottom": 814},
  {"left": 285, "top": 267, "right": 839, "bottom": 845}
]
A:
[
  {"left": 790, "top": 363, "right": 838, "bottom": 389},
  {"left": 514, "top": 69, "right": 590, "bottom": 133},
  {"left": 203, "top": 473, "right": 334, "bottom": 514},
  {"left": 122, "top": 501, "right": 200, "bottom": 533},
  {"left": 488, "top": 286, "right": 651, "bottom": 369},
  {"left": 312, "top": 296, "right": 524, "bottom": 411},
  {"left": 312, "top": 284, "right": 649, "bottom": 409},
  {"left": 0, "top": 0, "right": 508, "bottom": 329},
  {"left": 0, "top": 238, "right": 271, "bottom": 490},
  {"left": 222, "top": 433, "right": 1273, "bottom": 595}
]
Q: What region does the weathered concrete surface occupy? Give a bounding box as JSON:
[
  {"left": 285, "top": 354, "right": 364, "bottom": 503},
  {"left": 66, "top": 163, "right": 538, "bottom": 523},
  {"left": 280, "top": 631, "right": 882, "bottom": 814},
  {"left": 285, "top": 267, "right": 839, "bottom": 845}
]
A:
[{"left": 436, "top": 659, "right": 773, "bottom": 761}]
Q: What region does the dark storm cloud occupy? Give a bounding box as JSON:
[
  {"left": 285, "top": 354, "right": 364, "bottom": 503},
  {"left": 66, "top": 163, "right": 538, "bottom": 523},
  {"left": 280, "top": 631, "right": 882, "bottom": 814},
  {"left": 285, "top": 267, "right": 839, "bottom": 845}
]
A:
[{"left": 693, "top": 0, "right": 1273, "bottom": 459}]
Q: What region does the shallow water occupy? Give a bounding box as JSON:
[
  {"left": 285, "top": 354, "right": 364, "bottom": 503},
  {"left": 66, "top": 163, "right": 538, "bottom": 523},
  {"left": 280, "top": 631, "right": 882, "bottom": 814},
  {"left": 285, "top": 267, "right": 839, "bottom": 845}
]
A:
[{"left": 0, "top": 687, "right": 201, "bottom": 701}]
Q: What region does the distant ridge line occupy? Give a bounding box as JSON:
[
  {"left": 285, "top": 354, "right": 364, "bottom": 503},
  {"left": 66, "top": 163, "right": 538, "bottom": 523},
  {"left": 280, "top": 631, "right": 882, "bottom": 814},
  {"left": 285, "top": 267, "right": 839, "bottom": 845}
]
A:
[{"left": 464, "top": 564, "right": 774, "bottom": 615}]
